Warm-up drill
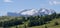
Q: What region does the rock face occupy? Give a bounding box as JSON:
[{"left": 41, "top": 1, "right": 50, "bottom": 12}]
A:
[{"left": 7, "top": 8, "right": 56, "bottom": 16}]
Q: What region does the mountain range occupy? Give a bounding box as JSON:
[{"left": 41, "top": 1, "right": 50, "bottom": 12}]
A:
[{"left": 7, "top": 8, "right": 56, "bottom": 16}]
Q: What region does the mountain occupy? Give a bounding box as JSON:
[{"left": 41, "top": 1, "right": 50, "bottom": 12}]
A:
[
  {"left": 7, "top": 8, "right": 56, "bottom": 16},
  {"left": 38, "top": 8, "right": 56, "bottom": 16},
  {"left": 7, "top": 12, "right": 21, "bottom": 16},
  {"left": 20, "top": 8, "right": 56, "bottom": 16},
  {"left": 20, "top": 9, "right": 39, "bottom": 16}
]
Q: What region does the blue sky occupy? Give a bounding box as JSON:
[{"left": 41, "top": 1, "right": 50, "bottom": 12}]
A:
[{"left": 0, "top": 0, "right": 60, "bottom": 16}]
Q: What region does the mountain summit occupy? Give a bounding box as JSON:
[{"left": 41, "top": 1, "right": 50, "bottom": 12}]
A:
[{"left": 20, "top": 9, "right": 38, "bottom": 16}]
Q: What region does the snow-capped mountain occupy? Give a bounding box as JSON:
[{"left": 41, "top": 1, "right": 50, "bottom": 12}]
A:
[
  {"left": 38, "top": 8, "right": 56, "bottom": 15},
  {"left": 20, "top": 8, "right": 56, "bottom": 16},
  {"left": 20, "top": 9, "right": 39, "bottom": 16},
  {"left": 7, "top": 8, "right": 56, "bottom": 16}
]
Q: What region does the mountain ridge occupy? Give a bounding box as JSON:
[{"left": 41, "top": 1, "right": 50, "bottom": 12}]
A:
[{"left": 7, "top": 8, "right": 56, "bottom": 16}]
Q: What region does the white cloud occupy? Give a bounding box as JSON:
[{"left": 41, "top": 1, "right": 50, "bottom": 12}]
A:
[
  {"left": 4, "top": 0, "right": 13, "bottom": 2},
  {"left": 49, "top": 0, "right": 60, "bottom": 5}
]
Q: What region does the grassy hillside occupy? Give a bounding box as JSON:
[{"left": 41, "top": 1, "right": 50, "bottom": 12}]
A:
[
  {"left": 9, "top": 18, "right": 60, "bottom": 28},
  {"left": 29, "top": 18, "right": 60, "bottom": 28}
]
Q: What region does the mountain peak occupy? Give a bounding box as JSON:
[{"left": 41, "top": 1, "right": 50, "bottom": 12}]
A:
[{"left": 20, "top": 9, "right": 38, "bottom": 16}]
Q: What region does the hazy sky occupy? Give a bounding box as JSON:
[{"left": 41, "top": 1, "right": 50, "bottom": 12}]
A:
[{"left": 0, "top": 0, "right": 60, "bottom": 16}]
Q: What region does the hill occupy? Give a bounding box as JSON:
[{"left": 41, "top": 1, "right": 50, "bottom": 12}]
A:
[
  {"left": 7, "top": 17, "right": 60, "bottom": 28},
  {"left": 29, "top": 18, "right": 60, "bottom": 28}
]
